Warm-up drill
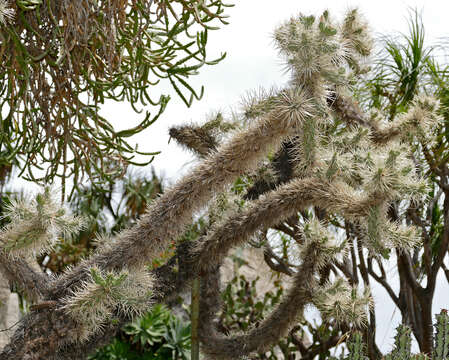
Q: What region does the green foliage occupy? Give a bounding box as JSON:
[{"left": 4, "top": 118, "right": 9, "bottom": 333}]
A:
[
  {"left": 90, "top": 304, "right": 191, "bottom": 360},
  {"left": 217, "top": 254, "right": 354, "bottom": 359},
  {"left": 220, "top": 273, "right": 283, "bottom": 333},
  {"left": 89, "top": 339, "right": 146, "bottom": 360},
  {"left": 219, "top": 270, "right": 300, "bottom": 359},
  {"left": 0, "top": 186, "right": 84, "bottom": 255},
  {"left": 124, "top": 304, "right": 172, "bottom": 348},
  {"left": 363, "top": 9, "right": 432, "bottom": 117},
  {"left": 0, "top": 0, "right": 231, "bottom": 194}
]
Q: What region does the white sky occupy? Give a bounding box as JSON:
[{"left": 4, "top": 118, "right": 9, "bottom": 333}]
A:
[
  {"left": 14, "top": 0, "right": 449, "bottom": 354},
  {"left": 102, "top": 1, "right": 449, "bottom": 353}
]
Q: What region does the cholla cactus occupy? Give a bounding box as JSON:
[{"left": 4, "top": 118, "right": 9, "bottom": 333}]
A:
[
  {"left": 0, "top": 188, "right": 84, "bottom": 257},
  {"left": 298, "top": 218, "right": 347, "bottom": 268},
  {"left": 366, "top": 95, "right": 442, "bottom": 145},
  {"left": 313, "top": 278, "right": 372, "bottom": 327},
  {"left": 392, "top": 95, "right": 441, "bottom": 144},
  {"left": 63, "top": 266, "right": 154, "bottom": 340},
  {"left": 274, "top": 10, "right": 349, "bottom": 97}
]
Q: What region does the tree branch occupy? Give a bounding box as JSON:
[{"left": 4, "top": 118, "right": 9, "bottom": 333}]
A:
[{"left": 366, "top": 257, "right": 400, "bottom": 308}]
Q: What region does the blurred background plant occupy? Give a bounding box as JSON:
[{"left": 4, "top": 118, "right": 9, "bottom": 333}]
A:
[{"left": 90, "top": 304, "right": 191, "bottom": 360}]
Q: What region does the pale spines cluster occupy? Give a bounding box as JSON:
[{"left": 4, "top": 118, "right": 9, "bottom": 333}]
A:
[
  {"left": 168, "top": 112, "right": 237, "bottom": 157},
  {"left": 312, "top": 277, "right": 372, "bottom": 327},
  {"left": 308, "top": 124, "right": 428, "bottom": 254},
  {"left": 324, "top": 125, "right": 371, "bottom": 154},
  {"left": 298, "top": 218, "right": 347, "bottom": 269},
  {"left": 272, "top": 87, "right": 316, "bottom": 126},
  {"left": 298, "top": 220, "right": 372, "bottom": 327},
  {"left": 274, "top": 10, "right": 349, "bottom": 97},
  {"left": 0, "top": 188, "right": 84, "bottom": 257},
  {"left": 240, "top": 87, "right": 279, "bottom": 122},
  {"left": 367, "top": 95, "right": 442, "bottom": 145},
  {"left": 362, "top": 203, "right": 420, "bottom": 255},
  {"left": 316, "top": 144, "right": 360, "bottom": 185},
  {"left": 399, "top": 95, "right": 442, "bottom": 144},
  {"left": 354, "top": 143, "right": 426, "bottom": 252},
  {"left": 62, "top": 266, "right": 154, "bottom": 340},
  {"left": 315, "top": 127, "right": 428, "bottom": 202},
  {"left": 340, "top": 8, "right": 373, "bottom": 74},
  {"left": 169, "top": 123, "right": 219, "bottom": 157},
  {"left": 359, "top": 143, "right": 428, "bottom": 201},
  {"left": 0, "top": 0, "right": 14, "bottom": 25}
]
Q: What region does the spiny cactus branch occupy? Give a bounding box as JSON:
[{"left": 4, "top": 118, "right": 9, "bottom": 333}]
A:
[
  {"left": 198, "top": 246, "right": 318, "bottom": 359},
  {"left": 49, "top": 89, "right": 315, "bottom": 299},
  {"left": 0, "top": 254, "right": 49, "bottom": 301}
]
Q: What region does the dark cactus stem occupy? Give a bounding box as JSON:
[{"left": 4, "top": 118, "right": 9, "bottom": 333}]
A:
[{"left": 191, "top": 276, "right": 200, "bottom": 360}]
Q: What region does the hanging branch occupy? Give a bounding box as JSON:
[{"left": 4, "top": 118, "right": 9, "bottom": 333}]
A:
[{"left": 0, "top": 0, "right": 232, "bottom": 196}]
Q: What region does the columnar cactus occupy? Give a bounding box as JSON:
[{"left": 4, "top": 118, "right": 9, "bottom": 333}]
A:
[
  {"left": 346, "top": 310, "right": 449, "bottom": 359},
  {"left": 434, "top": 310, "right": 449, "bottom": 360},
  {"left": 347, "top": 332, "right": 368, "bottom": 360},
  {"left": 385, "top": 324, "right": 412, "bottom": 360}
]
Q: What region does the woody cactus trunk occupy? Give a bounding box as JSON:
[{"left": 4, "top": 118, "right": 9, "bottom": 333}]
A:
[{"left": 0, "top": 8, "right": 444, "bottom": 360}]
